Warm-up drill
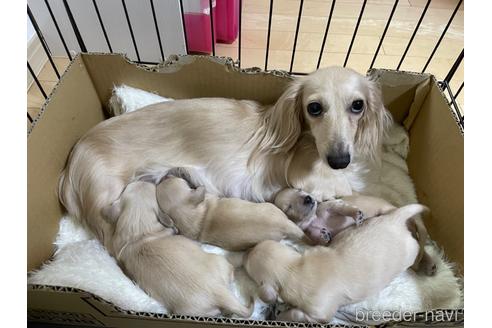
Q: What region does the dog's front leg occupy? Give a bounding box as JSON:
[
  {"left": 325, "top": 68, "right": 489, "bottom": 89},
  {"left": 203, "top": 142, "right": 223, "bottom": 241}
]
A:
[{"left": 323, "top": 200, "right": 365, "bottom": 226}]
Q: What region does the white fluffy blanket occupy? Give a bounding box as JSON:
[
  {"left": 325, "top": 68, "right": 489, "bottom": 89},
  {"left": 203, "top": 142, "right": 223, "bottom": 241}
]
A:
[{"left": 28, "top": 85, "right": 463, "bottom": 325}]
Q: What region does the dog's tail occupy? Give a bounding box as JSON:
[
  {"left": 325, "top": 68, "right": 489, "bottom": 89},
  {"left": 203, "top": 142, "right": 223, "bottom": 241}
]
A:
[
  {"left": 216, "top": 290, "right": 254, "bottom": 318},
  {"left": 391, "top": 204, "right": 429, "bottom": 224}
]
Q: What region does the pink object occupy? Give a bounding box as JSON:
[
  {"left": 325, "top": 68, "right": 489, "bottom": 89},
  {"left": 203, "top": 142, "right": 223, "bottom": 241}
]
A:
[
  {"left": 215, "top": 0, "right": 239, "bottom": 44},
  {"left": 183, "top": 0, "right": 216, "bottom": 54}
]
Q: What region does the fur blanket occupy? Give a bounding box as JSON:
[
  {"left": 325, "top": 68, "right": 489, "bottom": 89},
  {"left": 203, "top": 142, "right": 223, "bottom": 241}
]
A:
[{"left": 28, "top": 85, "right": 463, "bottom": 325}]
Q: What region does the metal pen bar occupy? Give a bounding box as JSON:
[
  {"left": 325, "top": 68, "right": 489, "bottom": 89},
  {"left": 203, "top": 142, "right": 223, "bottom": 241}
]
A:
[
  {"left": 150, "top": 0, "right": 165, "bottom": 60},
  {"left": 264, "top": 0, "right": 274, "bottom": 71},
  {"left": 454, "top": 82, "right": 464, "bottom": 100},
  {"left": 397, "top": 0, "right": 431, "bottom": 70},
  {"left": 121, "top": 0, "right": 140, "bottom": 62},
  {"left": 289, "top": 0, "right": 304, "bottom": 73},
  {"left": 238, "top": 0, "right": 242, "bottom": 67},
  {"left": 209, "top": 0, "right": 216, "bottom": 56},
  {"left": 343, "top": 0, "right": 367, "bottom": 68},
  {"left": 136, "top": 60, "right": 159, "bottom": 65},
  {"left": 28, "top": 61, "right": 48, "bottom": 99},
  {"left": 179, "top": 0, "right": 189, "bottom": 54},
  {"left": 316, "top": 0, "right": 336, "bottom": 69},
  {"left": 27, "top": 5, "right": 60, "bottom": 79},
  {"left": 370, "top": 0, "right": 399, "bottom": 69},
  {"left": 63, "top": 0, "right": 87, "bottom": 52},
  {"left": 28, "top": 112, "right": 33, "bottom": 123},
  {"left": 290, "top": 72, "right": 308, "bottom": 76},
  {"left": 422, "top": 0, "right": 462, "bottom": 73},
  {"left": 442, "top": 80, "right": 464, "bottom": 128},
  {"left": 92, "top": 0, "right": 113, "bottom": 53},
  {"left": 44, "top": 0, "right": 72, "bottom": 61},
  {"left": 444, "top": 49, "right": 463, "bottom": 83}
]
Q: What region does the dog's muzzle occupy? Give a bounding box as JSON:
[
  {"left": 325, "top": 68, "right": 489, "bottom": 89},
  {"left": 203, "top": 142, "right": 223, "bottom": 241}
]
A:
[{"left": 326, "top": 152, "right": 351, "bottom": 169}]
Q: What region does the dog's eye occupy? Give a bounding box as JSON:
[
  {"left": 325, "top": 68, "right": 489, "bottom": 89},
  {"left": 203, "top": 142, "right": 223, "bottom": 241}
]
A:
[
  {"left": 307, "top": 102, "right": 323, "bottom": 116},
  {"left": 351, "top": 100, "right": 364, "bottom": 114}
]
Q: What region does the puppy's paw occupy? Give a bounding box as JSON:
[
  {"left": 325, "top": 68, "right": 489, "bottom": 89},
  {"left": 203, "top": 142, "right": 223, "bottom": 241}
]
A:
[
  {"left": 425, "top": 263, "right": 437, "bottom": 276},
  {"left": 355, "top": 211, "right": 365, "bottom": 226},
  {"left": 320, "top": 228, "right": 332, "bottom": 244}
]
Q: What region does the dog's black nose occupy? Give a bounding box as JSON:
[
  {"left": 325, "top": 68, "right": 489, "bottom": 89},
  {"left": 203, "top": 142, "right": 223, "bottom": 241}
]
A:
[
  {"left": 326, "top": 153, "right": 351, "bottom": 169},
  {"left": 304, "top": 195, "right": 314, "bottom": 205}
]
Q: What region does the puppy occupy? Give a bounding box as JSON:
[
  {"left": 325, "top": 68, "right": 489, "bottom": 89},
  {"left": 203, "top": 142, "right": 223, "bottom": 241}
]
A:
[
  {"left": 274, "top": 188, "right": 394, "bottom": 244},
  {"left": 103, "top": 180, "right": 252, "bottom": 317},
  {"left": 156, "top": 175, "right": 306, "bottom": 251},
  {"left": 274, "top": 188, "right": 436, "bottom": 275},
  {"left": 244, "top": 204, "right": 428, "bottom": 323}
]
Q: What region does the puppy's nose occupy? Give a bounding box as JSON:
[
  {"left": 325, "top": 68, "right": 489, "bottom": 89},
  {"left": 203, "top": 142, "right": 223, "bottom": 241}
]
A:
[
  {"left": 326, "top": 152, "right": 351, "bottom": 169},
  {"left": 304, "top": 195, "right": 314, "bottom": 205}
]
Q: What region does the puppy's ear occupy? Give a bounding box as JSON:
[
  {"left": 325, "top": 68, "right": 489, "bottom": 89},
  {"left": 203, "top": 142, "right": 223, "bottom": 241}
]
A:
[
  {"left": 101, "top": 200, "right": 122, "bottom": 223},
  {"left": 355, "top": 78, "right": 393, "bottom": 162},
  {"left": 250, "top": 79, "right": 304, "bottom": 163},
  {"left": 189, "top": 186, "right": 206, "bottom": 206},
  {"left": 156, "top": 207, "right": 176, "bottom": 229},
  {"left": 139, "top": 174, "right": 163, "bottom": 184},
  {"left": 166, "top": 167, "right": 198, "bottom": 188}
]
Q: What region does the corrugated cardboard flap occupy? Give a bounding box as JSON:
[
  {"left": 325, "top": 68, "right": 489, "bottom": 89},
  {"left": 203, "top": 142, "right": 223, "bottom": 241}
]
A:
[
  {"left": 28, "top": 285, "right": 463, "bottom": 327},
  {"left": 368, "top": 68, "right": 432, "bottom": 127}
]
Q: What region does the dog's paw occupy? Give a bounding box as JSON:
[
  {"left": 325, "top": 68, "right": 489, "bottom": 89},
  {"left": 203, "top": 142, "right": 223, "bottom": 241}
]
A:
[
  {"left": 355, "top": 211, "right": 365, "bottom": 226},
  {"left": 425, "top": 263, "right": 437, "bottom": 276},
  {"left": 320, "top": 228, "right": 332, "bottom": 243}
]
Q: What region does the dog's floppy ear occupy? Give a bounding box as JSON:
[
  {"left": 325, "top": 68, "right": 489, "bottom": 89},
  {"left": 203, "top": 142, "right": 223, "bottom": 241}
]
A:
[
  {"left": 101, "top": 200, "right": 122, "bottom": 223},
  {"left": 189, "top": 186, "right": 206, "bottom": 206},
  {"left": 156, "top": 207, "right": 175, "bottom": 228},
  {"left": 139, "top": 173, "right": 163, "bottom": 184},
  {"left": 355, "top": 78, "right": 393, "bottom": 162},
  {"left": 250, "top": 79, "right": 304, "bottom": 162}
]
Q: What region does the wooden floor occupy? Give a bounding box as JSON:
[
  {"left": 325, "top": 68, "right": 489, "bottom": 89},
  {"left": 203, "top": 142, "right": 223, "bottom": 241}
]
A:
[{"left": 27, "top": 0, "right": 463, "bottom": 129}]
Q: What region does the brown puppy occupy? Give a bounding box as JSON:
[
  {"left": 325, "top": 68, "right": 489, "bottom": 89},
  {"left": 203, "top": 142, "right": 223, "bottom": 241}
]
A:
[
  {"left": 274, "top": 188, "right": 436, "bottom": 275},
  {"left": 103, "top": 180, "right": 252, "bottom": 317},
  {"left": 156, "top": 176, "right": 306, "bottom": 251},
  {"left": 244, "top": 204, "right": 428, "bottom": 323}
]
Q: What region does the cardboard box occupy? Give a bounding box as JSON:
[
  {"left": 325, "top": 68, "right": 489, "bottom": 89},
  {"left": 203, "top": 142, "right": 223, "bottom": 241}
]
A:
[{"left": 27, "top": 53, "right": 464, "bottom": 327}]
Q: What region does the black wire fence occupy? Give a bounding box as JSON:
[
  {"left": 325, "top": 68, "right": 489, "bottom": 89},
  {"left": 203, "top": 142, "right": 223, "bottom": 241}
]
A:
[{"left": 27, "top": 0, "right": 464, "bottom": 128}]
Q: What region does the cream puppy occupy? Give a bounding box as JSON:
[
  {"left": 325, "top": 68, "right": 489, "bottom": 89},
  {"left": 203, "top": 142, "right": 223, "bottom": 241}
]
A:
[
  {"left": 274, "top": 188, "right": 394, "bottom": 244},
  {"left": 103, "top": 180, "right": 252, "bottom": 317},
  {"left": 156, "top": 176, "right": 306, "bottom": 251},
  {"left": 244, "top": 204, "right": 428, "bottom": 323},
  {"left": 274, "top": 188, "right": 436, "bottom": 275}
]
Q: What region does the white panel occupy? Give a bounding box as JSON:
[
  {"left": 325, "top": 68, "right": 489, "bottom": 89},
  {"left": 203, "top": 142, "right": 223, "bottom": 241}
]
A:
[
  {"left": 94, "top": 0, "right": 138, "bottom": 60},
  {"left": 68, "top": 0, "right": 108, "bottom": 53},
  {"left": 27, "top": 18, "right": 35, "bottom": 41},
  {"left": 27, "top": 0, "right": 79, "bottom": 57},
  {"left": 154, "top": 0, "right": 186, "bottom": 58},
  {"left": 125, "top": 0, "right": 161, "bottom": 62},
  {"left": 27, "top": 0, "right": 186, "bottom": 61}
]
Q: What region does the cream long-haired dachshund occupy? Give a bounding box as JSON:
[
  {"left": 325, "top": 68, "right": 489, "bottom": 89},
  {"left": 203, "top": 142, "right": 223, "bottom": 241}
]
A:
[
  {"left": 103, "top": 180, "right": 253, "bottom": 317},
  {"left": 59, "top": 67, "right": 392, "bottom": 254}
]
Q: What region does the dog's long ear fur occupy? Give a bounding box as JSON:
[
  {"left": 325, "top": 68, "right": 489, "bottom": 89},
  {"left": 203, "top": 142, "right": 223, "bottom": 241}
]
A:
[
  {"left": 250, "top": 79, "right": 304, "bottom": 163},
  {"left": 101, "top": 200, "right": 122, "bottom": 223},
  {"left": 355, "top": 78, "right": 393, "bottom": 161}
]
